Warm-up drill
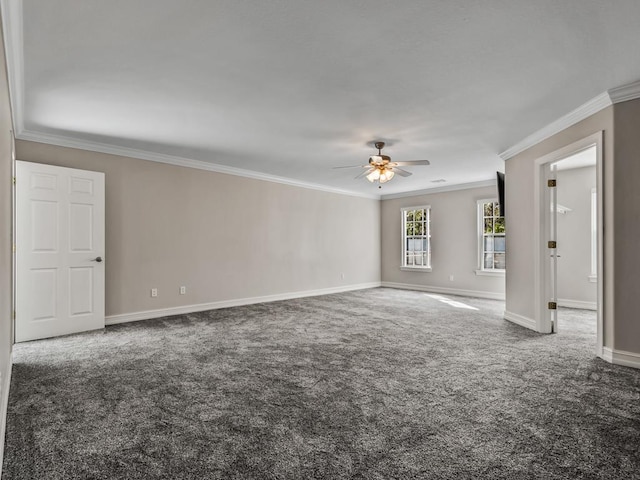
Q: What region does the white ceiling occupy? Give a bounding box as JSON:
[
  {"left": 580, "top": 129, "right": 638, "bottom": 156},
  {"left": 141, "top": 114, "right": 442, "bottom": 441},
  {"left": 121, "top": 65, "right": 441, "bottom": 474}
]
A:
[
  {"left": 5, "top": 0, "right": 640, "bottom": 197},
  {"left": 555, "top": 146, "right": 596, "bottom": 171}
]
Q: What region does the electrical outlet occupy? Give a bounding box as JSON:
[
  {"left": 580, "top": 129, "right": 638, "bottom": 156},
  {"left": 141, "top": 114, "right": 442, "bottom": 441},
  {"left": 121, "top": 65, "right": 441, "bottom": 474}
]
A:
[
  {"left": 180, "top": 286, "right": 186, "bottom": 295},
  {"left": 151, "top": 288, "right": 158, "bottom": 297}
]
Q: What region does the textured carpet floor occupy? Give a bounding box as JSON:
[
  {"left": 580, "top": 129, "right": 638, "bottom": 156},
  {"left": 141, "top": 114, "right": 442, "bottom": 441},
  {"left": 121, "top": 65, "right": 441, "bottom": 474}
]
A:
[{"left": 2, "top": 288, "right": 640, "bottom": 479}]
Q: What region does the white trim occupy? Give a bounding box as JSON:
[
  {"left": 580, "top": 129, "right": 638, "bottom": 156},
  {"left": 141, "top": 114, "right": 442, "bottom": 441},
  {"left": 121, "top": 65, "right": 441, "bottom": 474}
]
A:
[
  {"left": 557, "top": 298, "right": 597, "bottom": 311},
  {"left": 601, "top": 347, "right": 613, "bottom": 363},
  {"left": 476, "top": 198, "right": 505, "bottom": 274},
  {"left": 401, "top": 205, "right": 431, "bottom": 270},
  {"left": 608, "top": 80, "right": 640, "bottom": 104},
  {"left": 381, "top": 281, "right": 505, "bottom": 300},
  {"left": 500, "top": 80, "right": 640, "bottom": 162},
  {"left": 400, "top": 266, "right": 432, "bottom": 272},
  {"left": 0, "top": 355, "right": 13, "bottom": 476},
  {"left": 503, "top": 310, "right": 537, "bottom": 331},
  {"left": 499, "top": 92, "right": 612, "bottom": 160},
  {"left": 106, "top": 282, "right": 382, "bottom": 325},
  {"left": 381, "top": 179, "right": 496, "bottom": 200},
  {"left": 17, "top": 130, "right": 380, "bottom": 200},
  {"left": 474, "top": 269, "right": 505, "bottom": 277},
  {"left": 601, "top": 347, "right": 640, "bottom": 370},
  {"left": 590, "top": 187, "right": 597, "bottom": 280},
  {"left": 0, "top": 0, "right": 23, "bottom": 135}
]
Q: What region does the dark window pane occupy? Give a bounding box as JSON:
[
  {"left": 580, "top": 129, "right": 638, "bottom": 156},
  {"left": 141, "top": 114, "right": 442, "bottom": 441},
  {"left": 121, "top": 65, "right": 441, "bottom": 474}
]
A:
[
  {"left": 494, "top": 253, "right": 506, "bottom": 269},
  {"left": 484, "top": 218, "right": 493, "bottom": 234},
  {"left": 406, "top": 210, "right": 414, "bottom": 222},
  {"left": 494, "top": 203, "right": 501, "bottom": 216},
  {"left": 484, "top": 203, "right": 493, "bottom": 217},
  {"left": 494, "top": 236, "right": 506, "bottom": 252}
]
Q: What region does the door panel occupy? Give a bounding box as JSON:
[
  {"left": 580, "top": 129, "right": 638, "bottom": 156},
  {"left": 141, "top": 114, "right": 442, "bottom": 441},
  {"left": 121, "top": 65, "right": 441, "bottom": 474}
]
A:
[
  {"left": 69, "top": 267, "right": 93, "bottom": 315},
  {"left": 16, "top": 161, "right": 105, "bottom": 342}
]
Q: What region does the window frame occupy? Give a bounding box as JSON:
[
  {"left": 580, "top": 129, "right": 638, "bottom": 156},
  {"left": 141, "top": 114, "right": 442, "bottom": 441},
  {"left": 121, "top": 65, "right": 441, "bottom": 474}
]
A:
[
  {"left": 400, "top": 205, "right": 432, "bottom": 272},
  {"left": 475, "top": 198, "right": 505, "bottom": 276}
]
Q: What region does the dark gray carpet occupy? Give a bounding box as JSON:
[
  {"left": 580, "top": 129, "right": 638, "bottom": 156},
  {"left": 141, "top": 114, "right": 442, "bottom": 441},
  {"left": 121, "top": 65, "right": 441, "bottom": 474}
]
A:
[{"left": 3, "top": 288, "right": 640, "bottom": 479}]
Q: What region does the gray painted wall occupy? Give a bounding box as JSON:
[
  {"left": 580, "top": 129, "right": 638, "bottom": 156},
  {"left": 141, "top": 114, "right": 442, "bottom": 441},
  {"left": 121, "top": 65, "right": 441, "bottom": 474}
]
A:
[
  {"left": 505, "top": 106, "right": 614, "bottom": 348},
  {"left": 613, "top": 98, "right": 640, "bottom": 354},
  {"left": 556, "top": 166, "right": 597, "bottom": 307},
  {"left": 381, "top": 185, "right": 505, "bottom": 297},
  {"left": 15, "top": 141, "right": 381, "bottom": 318}
]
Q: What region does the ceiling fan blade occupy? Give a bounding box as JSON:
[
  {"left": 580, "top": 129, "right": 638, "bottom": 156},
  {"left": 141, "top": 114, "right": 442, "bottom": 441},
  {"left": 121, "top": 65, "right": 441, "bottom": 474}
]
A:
[
  {"left": 392, "top": 160, "right": 430, "bottom": 166},
  {"left": 389, "top": 167, "right": 412, "bottom": 177},
  {"left": 355, "top": 168, "right": 375, "bottom": 179},
  {"left": 333, "top": 164, "right": 368, "bottom": 169}
]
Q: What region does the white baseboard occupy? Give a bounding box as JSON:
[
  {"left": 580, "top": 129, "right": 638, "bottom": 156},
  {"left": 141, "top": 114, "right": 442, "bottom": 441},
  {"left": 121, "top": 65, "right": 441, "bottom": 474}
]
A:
[
  {"left": 557, "top": 298, "right": 597, "bottom": 311},
  {"left": 106, "top": 282, "right": 382, "bottom": 325},
  {"left": 601, "top": 347, "right": 640, "bottom": 369},
  {"left": 380, "top": 282, "right": 505, "bottom": 301},
  {"left": 503, "top": 310, "right": 537, "bottom": 331},
  {"left": 0, "top": 353, "right": 13, "bottom": 478}
]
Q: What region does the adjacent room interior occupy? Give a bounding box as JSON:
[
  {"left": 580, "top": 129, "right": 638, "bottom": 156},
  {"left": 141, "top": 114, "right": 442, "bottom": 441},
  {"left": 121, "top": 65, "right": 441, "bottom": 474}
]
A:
[{"left": 1, "top": 1, "right": 640, "bottom": 478}]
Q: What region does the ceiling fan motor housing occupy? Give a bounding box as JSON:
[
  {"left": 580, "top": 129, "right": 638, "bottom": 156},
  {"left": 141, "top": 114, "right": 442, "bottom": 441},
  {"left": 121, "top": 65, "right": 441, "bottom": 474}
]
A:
[{"left": 369, "top": 154, "right": 391, "bottom": 165}]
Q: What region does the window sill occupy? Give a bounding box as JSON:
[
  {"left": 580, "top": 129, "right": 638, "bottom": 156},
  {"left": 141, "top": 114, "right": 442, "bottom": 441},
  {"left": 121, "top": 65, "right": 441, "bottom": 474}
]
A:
[
  {"left": 588, "top": 274, "right": 597, "bottom": 283},
  {"left": 400, "top": 266, "right": 432, "bottom": 272},
  {"left": 475, "top": 269, "right": 505, "bottom": 277}
]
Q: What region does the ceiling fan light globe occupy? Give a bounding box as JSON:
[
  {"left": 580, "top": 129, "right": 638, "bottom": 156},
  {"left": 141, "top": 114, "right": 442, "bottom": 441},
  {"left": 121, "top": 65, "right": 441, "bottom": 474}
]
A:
[
  {"left": 379, "top": 169, "right": 394, "bottom": 183},
  {"left": 366, "top": 169, "right": 380, "bottom": 182}
]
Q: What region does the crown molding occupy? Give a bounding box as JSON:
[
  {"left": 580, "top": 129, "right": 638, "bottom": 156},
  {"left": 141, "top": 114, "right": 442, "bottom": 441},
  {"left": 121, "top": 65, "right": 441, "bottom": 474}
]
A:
[
  {"left": 16, "top": 129, "right": 381, "bottom": 199},
  {"left": 380, "top": 179, "right": 497, "bottom": 200},
  {"left": 0, "top": 0, "right": 24, "bottom": 132},
  {"left": 499, "top": 92, "right": 612, "bottom": 161},
  {"left": 608, "top": 79, "right": 640, "bottom": 104},
  {"left": 500, "top": 79, "right": 640, "bottom": 161}
]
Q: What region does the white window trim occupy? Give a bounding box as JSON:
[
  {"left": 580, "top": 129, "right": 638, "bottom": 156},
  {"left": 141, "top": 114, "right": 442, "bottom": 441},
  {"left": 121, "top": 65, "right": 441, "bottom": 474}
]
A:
[
  {"left": 589, "top": 188, "right": 597, "bottom": 282},
  {"left": 475, "top": 198, "right": 505, "bottom": 276},
  {"left": 400, "top": 205, "right": 432, "bottom": 272}
]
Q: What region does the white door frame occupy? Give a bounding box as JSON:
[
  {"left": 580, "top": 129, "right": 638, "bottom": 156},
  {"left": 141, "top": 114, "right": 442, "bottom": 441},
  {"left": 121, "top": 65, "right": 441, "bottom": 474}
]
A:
[{"left": 533, "top": 131, "right": 604, "bottom": 357}]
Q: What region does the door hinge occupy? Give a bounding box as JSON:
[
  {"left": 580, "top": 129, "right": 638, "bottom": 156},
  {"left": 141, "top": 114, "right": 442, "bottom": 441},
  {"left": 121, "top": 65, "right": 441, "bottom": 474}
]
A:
[
  {"left": 548, "top": 301, "right": 557, "bottom": 310},
  {"left": 548, "top": 241, "right": 557, "bottom": 249},
  {"left": 12, "top": 176, "right": 16, "bottom": 185},
  {"left": 548, "top": 179, "right": 556, "bottom": 187}
]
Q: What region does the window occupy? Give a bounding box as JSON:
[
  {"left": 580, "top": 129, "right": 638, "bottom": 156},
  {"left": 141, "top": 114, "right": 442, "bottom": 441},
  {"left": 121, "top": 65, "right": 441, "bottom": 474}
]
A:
[
  {"left": 477, "top": 200, "right": 505, "bottom": 274},
  {"left": 401, "top": 206, "right": 431, "bottom": 270}
]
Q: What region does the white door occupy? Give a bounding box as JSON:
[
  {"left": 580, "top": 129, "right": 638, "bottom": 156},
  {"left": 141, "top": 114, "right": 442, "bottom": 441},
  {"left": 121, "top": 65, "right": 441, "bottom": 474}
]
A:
[
  {"left": 16, "top": 161, "right": 105, "bottom": 342},
  {"left": 546, "top": 162, "right": 559, "bottom": 333}
]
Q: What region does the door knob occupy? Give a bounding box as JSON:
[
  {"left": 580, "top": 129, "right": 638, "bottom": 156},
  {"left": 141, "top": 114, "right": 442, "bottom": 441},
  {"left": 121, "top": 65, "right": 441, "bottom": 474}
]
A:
[{"left": 94, "top": 256, "right": 103, "bottom": 263}]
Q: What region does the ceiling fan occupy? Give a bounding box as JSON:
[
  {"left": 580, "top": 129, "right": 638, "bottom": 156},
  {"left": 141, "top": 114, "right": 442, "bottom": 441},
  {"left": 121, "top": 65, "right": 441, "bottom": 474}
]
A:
[{"left": 334, "top": 142, "right": 430, "bottom": 186}]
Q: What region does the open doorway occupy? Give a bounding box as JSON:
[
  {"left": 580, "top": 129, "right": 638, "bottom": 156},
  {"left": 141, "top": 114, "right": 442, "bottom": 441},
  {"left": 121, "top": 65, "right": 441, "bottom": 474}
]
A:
[
  {"left": 551, "top": 148, "right": 597, "bottom": 339},
  {"left": 533, "top": 132, "right": 603, "bottom": 358}
]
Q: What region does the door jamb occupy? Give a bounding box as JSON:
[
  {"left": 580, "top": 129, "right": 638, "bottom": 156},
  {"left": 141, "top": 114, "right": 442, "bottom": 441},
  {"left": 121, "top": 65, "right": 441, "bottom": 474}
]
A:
[{"left": 533, "top": 131, "right": 604, "bottom": 357}]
